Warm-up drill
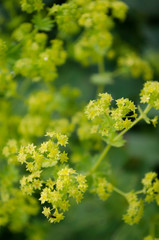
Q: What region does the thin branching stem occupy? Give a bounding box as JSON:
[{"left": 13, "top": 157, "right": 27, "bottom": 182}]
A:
[
  {"left": 113, "top": 187, "right": 127, "bottom": 199},
  {"left": 87, "top": 104, "right": 152, "bottom": 176},
  {"left": 87, "top": 144, "right": 111, "bottom": 176}
]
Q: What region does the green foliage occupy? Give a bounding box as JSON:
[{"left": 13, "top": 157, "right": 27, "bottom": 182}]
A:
[
  {"left": 0, "top": 0, "right": 159, "bottom": 240},
  {"left": 32, "top": 14, "right": 54, "bottom": 31},
  {"left": 20, "top": 0, "right": 44, "bottom": 13}
]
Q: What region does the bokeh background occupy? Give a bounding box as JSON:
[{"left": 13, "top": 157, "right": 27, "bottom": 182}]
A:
[{"left": 0, "top": 0, "right": 159, "bottom": 239}]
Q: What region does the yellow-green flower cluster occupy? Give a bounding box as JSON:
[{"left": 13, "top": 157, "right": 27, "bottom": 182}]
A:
[
  {"left": 18, "top": 86, "right": 78, "bottom": 138},
  {"left": 111, "top": 98, "right": 137, "bottom": 130},
  {"left": 27, "top": 90, "right": 55, "bottom": 114},
  {"left": 123, "top": 192, "right": 144, "bottom": 225},
  {"left": 111, "top": 1, "right": 128, "bottom": 21},
  {"left": 12, "top": 23, "right": 32, "bottom": 41},
  {"left": 0, "top": 100, "right": 21, "bottom": 147},
  {"left": 0, "top": 190, "right": 39, "bottom": 231},
  {"left": 2, "top": 139, "right": 18, "bottom": 164},
  {"left": 0, "top": 68, "right": 16, "bottom": 97},
  {"left": 73, "top": 112, "right": 100, "bottom": 142},
  {"left": 0, "top": 163, "right": 39, "bottom": 231},
  {"left": 118, "top": 52, "right": 153, "bottom": 81},
  {"left": 19, "top": 115, "right": 44, "bottom": 138},
  {"left": 144, "top": 236, "right": 159, "bottom": 240},
  {"left": 20, "top": 0, "right": 44, "bottom": 13},
  {"left": 85, "top": 93, "right": 113, "bottom": 120},
  {"left": 50, "top": 0, "right": 128, "bottom": 65},
  {"left": 24, "top": 111, "right": 75, "bottom": 140},
  {"left": 18, "top": 132, "right": 87, "bottom": 223},
  {"left": 18, "top": 132, "right": 69, "bottom": 170},
  {"left": 14, "top": 31, "right": 67, "bottom": 82},
  {"left": 41, "top": 168, "right": 87, "bottom": 223},
  {"left": 49, "top": 119, "right": 74, "bottom": 137},
  {"left": 140, "top": 81, "right": 159, "bottom": 110},
  {"left": 0, "top": 39, "right": 7, "bottom": 63},
  {"left": 92, "top": 177, "right": 113, "bottom": 201},
  {"left": 85, "top": 92, "right": 137, "bottom": 146},
  {"left": 49, "top": 2, "right": 80, "bottom": 35},
  {"left": 142, "top": 172, "right": 159, "bottom": 204}
]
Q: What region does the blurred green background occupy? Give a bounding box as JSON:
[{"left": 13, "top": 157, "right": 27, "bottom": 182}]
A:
[{"left": 0, "top": 0, "right": 159, "bottom": 239}]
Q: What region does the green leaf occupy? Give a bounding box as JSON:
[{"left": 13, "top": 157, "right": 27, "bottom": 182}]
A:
[
  {"left": 42, "top": 159, "right": 57, "bottom": 168},
  {"left": 32, "top": 14, "right": 54, "bottom": 31},
  {"left": 103, "top": 135, "right": 126, "bottom": 147},
  {"left": 90, "top": 73, "right": 113, "bottom": 85}
]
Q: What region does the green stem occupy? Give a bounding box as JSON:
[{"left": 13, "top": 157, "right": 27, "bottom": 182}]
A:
[
  {"left": 113, "top": 186, "right": 127, "bottom": 199},
  {"left": 87, "top": 144, "right": 111, "bottom": 176},
  {"left": 98, "top": 56, "right": 105, "bottom": 73},
  {"left": 86, "top": 104, "right": 151, "bottom": 177},
  {"left": 135, "top": 190, "right": 144, "bottom": 195}
]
